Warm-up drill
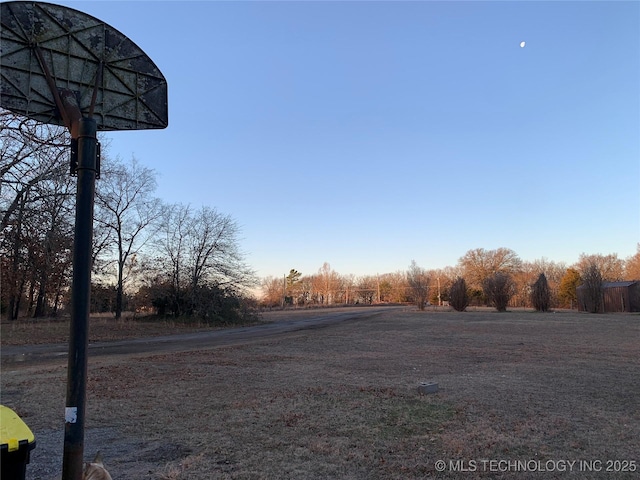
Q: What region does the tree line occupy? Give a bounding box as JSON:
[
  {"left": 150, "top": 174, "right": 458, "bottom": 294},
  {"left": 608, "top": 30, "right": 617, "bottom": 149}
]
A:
[
  {"left": 260, "top": 246, "right": 640, "bottom": 312},
  {"left": 1, "top": 110, "right": 256, "bottom": 322},
  {"left": 3, "top": 109, "right": 637, "bottom": 320}
]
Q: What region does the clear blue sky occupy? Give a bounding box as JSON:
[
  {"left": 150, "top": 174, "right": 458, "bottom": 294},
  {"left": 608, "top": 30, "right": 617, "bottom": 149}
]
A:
[{"left": 58, "top": 0, "right": 639, "bottom": 279}]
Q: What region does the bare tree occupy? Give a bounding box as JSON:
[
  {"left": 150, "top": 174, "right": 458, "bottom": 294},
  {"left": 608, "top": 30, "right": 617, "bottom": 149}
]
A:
[
  {"left": 623, "top": 244, "right": 640, "bottom": 280},
  {"left": 575, "top": 253, "right": 624, "bottom": 282},
  {"left": 449, "top": 277, "right": 470, "bottom": 312},
  {"left": 297, "top": 275, "right": 314, "bottom": 306},
  {"left": 261, "top": 276, "right": 284, "bottom": 307},
  {"left": 188, "top": 206, "right": 254, "bottom": 290},
  {"left": 1, "top": 110, "right": 73, "bottom": 319},
  {"left": 483, "top": 272, "right": 515, "bottom": 312},
  {"left": 531, "top": 273, "right": 551, "bottom": 312},
  {"left": 341, "top": 273, "right": 356, "bottom": 305},
  {"left": 458, "top": 247, "right": 522, "bottom": 291},
  {"left": 378, "top": 271, "right": 409, "bottom": 303},
  {"left": 153, "top": 203, "right": 191, "bottom": 315},
  {"left": 407, "top": 260, "right": 430, "bottom": 310},
  {"left": 316, "top": 262, "right": 340, "bottom": 305},
  {"left": 95, "top": 157, "right": 161, "bottom": 319},
  {"left": 31, "top": 173, "right": 75, "bottom": 317},
  {"left": 355, "top": 275, "right": 377, "bottom": 304},
  {"left": 153, "top": 203, "right": 255, "bottom": 317},
  {"left": 1, "top": 110, "right": 69, "bottom": 230}
]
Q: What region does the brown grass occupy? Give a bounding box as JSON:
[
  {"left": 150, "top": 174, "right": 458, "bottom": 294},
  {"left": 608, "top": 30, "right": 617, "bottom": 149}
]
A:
[
  {"left": 0, "top": 314, "right": 242, "bottom": 346},
  {"left": 2, "top": 309, "right": 639, "bottom": 479}
]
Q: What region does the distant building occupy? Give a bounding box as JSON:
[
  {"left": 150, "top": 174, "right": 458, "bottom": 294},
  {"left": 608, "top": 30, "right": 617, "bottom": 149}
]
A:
[{"left": 577, "top": 281, "right": 640, "bottom": 313}]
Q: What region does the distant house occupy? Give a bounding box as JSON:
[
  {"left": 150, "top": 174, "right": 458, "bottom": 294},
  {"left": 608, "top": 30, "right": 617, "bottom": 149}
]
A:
[{"left": 577, "top": 281, "right": 640, "bottom": 313}]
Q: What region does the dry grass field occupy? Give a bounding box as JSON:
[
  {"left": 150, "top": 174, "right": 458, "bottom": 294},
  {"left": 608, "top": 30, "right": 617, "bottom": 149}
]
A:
[{"left": 2, "top": 308, "right": 639, "bottom": 479}]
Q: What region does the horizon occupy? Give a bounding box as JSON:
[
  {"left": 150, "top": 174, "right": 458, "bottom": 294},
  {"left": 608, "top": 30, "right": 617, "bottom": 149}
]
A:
[{"left": 253, "top": 248, "right": 637, "bottom": 283}]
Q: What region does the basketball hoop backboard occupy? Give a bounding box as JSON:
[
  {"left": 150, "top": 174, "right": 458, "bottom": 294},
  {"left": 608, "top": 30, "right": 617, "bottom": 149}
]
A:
[{"left": 1, "top": 1, "right": 168, "bottom": 130}]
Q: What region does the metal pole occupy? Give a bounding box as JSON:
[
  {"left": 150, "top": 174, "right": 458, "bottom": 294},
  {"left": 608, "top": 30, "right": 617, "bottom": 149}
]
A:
[{"left": 62, "top": 117, "right": 97, "bottom": 480}]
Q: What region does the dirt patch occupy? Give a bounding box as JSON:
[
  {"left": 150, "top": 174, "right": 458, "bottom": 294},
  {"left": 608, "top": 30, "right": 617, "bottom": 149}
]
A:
[{"left": 2, "top": 310, "right": 639, "bottom": 479}]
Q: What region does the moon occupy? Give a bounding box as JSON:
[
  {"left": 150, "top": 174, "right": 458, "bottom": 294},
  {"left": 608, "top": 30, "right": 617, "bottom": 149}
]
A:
[{"left": 520, "top": 41, "right": 526, "bottom": 48}]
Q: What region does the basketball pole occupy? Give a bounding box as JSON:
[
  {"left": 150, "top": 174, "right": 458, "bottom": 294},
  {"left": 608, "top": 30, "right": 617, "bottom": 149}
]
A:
[
  {"left": 1, "top": 6, "right": 167, "bottom": 476},
  {"left": 62, "top": 115, "right": 98, "bottom": 480},
  {"left": 34, "top": 40, "right": 99, "bottom": 480}
]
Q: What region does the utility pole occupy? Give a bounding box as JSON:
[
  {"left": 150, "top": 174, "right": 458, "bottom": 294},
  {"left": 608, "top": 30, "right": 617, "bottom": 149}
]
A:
[{"left": 282, "top": 274, "right": 286, "bottom": 308}]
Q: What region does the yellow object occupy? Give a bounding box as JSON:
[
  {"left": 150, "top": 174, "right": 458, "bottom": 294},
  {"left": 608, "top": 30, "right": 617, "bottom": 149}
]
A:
[{"left": 0, "top": 405, "right": 35, "bottom": 452}]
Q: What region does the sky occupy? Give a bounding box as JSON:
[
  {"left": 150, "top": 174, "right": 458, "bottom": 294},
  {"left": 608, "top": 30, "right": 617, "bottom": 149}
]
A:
[{"left": 54, "top": 0, "right": 639, "bottom": 280}]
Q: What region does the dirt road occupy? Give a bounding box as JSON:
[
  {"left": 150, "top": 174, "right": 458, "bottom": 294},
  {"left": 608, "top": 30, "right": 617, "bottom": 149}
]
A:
[{"left": 1, "top": 306, "right": 398, "bottom": 368}]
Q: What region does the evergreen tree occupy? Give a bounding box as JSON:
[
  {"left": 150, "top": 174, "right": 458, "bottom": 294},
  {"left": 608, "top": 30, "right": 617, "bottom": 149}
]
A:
[
  {"left": 531, "top": 273, "right": 551, "bottom": 312},
  {"left": 449, "top": 277, "right": 470, "bottom": 312}
]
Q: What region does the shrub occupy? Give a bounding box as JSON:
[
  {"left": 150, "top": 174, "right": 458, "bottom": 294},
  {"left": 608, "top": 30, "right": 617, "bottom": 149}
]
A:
[
  {"left": 581, "top": 262, "right": 603, "bottom": 313},
  {"left": 449, "top": 277, "right": 470, "bottom": 312},
  {"left": 407, "top": 261, "right": 430, "bottom": 311},
  {"left": 482, "top": 272, "right": 515, "bottom": 312}
]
